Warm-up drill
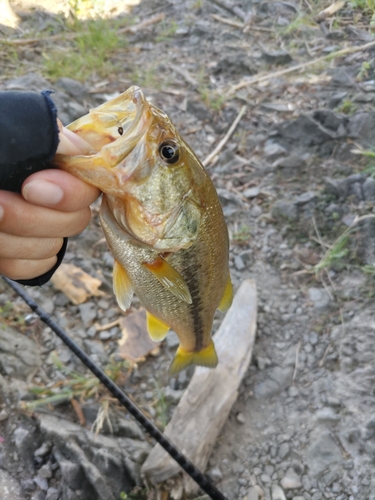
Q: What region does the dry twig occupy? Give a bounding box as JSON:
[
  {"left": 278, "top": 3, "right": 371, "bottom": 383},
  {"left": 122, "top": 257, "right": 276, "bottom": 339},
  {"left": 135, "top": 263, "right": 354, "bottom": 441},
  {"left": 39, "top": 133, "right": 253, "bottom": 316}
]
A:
[
  {"left": 203, "top": 105, "right": 247, "bottom": 166},
  {"left": 228, "top": 40, "right": 375, "bottom": 95}
]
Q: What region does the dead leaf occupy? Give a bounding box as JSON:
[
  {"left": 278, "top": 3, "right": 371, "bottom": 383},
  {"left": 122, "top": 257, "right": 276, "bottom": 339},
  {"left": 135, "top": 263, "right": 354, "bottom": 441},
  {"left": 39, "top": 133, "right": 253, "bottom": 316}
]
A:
[
  {"left": 51, "top": 263, "right": 105, "bottom": 305},
  {"left": 117, "top": 309, "right": 161, "bottom": 362}
]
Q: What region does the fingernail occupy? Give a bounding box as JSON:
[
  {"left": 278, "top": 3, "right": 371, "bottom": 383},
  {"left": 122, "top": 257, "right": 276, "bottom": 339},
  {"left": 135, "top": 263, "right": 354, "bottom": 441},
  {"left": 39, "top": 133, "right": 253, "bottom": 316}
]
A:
[
  {"left": 0, "top": 205, "right": 3, "bottom": 221},
  {"left": 23, "top": 180, "right": 64, "bottom": 206}
]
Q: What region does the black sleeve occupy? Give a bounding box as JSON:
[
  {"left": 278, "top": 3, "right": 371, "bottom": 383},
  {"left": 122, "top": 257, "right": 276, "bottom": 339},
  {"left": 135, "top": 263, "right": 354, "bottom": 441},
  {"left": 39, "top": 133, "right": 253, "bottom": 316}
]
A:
[
  {"left": 0, "top": 90, "right": 60, "bottom": 193},
  {"left": 0, "top": 90, "right": 67, "bottom": 286}
]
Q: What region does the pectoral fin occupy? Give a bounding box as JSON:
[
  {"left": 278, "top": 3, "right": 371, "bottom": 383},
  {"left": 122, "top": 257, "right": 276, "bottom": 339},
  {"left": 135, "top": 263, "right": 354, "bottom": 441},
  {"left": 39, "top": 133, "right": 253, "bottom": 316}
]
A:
[
  {"left": 169, "top": 341, "right": 218, "bottom": 375},
  {"left": 143, "top": 256, "right": 192, "bottom": 304},
  {"left": 218, "top": 275, "right": 233, "bottom": 312},
  {"left": 113, "top": 261, "right": 134, "bottom": 311},
  {"left": 146, "top": 311, "right": 170, "bottom": 341}
]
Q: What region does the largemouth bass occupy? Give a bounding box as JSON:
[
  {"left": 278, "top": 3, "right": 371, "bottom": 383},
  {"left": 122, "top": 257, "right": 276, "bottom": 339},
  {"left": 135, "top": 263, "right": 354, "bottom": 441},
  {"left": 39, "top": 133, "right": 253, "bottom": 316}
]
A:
[{"left": 55, "top": 86, "right": 233, "bottom": 374}]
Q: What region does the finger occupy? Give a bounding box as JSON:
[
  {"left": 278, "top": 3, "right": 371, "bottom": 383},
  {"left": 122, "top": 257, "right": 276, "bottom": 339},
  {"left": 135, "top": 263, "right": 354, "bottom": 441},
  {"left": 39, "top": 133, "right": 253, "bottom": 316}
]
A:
[
  {"left": 22, "top": 169, "right": 100, "bottom": 212},
  {"left": 56, "top": 120, "right": 93, "bottom": 155},
  {"left": 0, "top": 233, "right": 63, "bottom": 260},
  {"left": 0, "top": 191, "right": 91, "bottom": 238},
  {"left": 0, "top": 256, "right": 57, "bottom": 281}
]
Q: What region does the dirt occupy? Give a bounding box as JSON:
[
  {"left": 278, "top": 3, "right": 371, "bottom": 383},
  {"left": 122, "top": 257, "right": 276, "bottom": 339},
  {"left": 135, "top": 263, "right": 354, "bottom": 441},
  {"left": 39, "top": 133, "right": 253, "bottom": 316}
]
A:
[{"left": 1, "top": 0, "right": 375, "bottom": 499}]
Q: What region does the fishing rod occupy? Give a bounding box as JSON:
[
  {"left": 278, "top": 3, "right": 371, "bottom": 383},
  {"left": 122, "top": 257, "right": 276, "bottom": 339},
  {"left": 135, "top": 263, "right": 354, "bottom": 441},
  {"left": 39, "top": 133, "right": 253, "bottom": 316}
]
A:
[{"left": 2, "top": 276, "right": 228, "bottom": 500}]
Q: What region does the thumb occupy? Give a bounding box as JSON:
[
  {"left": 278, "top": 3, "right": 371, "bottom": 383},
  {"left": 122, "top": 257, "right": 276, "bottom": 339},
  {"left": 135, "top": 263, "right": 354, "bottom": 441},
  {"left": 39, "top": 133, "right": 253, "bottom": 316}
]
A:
[{"left": 56, "top": 119, "right": 93, "bottom": 155}]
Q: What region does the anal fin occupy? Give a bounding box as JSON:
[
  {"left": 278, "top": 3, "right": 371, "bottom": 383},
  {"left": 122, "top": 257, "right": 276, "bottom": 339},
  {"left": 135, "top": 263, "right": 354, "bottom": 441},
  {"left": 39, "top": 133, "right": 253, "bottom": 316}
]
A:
[
  {"left": 143, "top": 255, "right": 192, "bottom": 304},
  {"left": 113, "top": 260, "right": 134, "bottom": 312},
  {"left": 146, "top": 311, "right": 170, "bottom": 341},
  {"left": 218, "top": 274, "right": 233, "bottom": 312},
  {"left": 169, "top": 340, "right": 218, "bottom": 375}
]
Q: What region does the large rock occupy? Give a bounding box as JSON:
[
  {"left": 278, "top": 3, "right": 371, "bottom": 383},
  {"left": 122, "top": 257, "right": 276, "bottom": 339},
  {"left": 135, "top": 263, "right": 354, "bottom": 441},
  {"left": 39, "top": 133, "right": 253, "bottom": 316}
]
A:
[
  {"left": 38, "top": 413, "right": 151, "bottom": 500},
  {"left": 0, "top": 326, "right": 41, "bottom": 379},
  {"left": 0, "top": 469, "right": 22, "bottom": 499}
]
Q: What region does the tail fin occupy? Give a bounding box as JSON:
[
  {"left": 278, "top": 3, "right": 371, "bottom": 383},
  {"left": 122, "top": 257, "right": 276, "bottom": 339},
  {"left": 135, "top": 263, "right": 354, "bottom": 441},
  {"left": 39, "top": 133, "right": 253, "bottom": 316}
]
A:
[{"left": 169, "top": 341, "right": 218, "bottom": 375}]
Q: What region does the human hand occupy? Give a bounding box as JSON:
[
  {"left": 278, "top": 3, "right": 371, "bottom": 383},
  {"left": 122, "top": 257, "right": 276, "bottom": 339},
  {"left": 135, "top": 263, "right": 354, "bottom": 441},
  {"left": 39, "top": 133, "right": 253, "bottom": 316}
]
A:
[{"left": 0, "top": 122, "right": 100, "bottom": 281}]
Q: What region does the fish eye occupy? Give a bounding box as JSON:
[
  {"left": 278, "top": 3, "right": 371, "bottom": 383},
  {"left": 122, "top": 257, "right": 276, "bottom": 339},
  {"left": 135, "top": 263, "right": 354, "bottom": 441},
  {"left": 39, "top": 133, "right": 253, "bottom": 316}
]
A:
[
  {"left": 118, "top": 126, "right": 124, "bottom": 135},
  {"left": 159, "top": 141, "right": 180, "bottom": 164}
]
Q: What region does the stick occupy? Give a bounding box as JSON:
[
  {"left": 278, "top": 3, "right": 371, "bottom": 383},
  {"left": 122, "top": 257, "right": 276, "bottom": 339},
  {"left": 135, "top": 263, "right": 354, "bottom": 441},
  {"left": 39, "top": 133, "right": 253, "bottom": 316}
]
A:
[
  {"left": 209, "top": 0, "right": 247, "bottom": 21},
  {"left": 211, "top": 14, "right": 273, "bottom": 32},
  {"left": 203, "top": 105, "right": 247, "bottom": 166},
  {"left": 141, "top": 279, "right": 257, "bottom": 497},
  {"left": 227, "top": 40, "right": 375, "bottom": 94}
]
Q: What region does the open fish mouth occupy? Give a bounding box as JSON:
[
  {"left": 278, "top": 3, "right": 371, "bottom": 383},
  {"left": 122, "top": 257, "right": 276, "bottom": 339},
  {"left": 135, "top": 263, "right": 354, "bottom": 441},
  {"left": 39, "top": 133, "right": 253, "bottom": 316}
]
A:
[{"left": 65, "top": 86, "right": 150, "bottom": 164}]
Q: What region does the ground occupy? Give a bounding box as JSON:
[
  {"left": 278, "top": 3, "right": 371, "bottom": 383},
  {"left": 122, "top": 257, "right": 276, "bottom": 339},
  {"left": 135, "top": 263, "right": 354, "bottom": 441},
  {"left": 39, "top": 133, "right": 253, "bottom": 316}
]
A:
[{"left": 1, "top": 0, "right": 375, "bottom": 499}]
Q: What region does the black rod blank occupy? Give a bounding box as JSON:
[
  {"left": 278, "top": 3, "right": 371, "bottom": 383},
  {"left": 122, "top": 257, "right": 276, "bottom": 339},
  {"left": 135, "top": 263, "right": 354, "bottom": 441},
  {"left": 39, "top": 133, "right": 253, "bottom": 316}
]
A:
[{"left": 2, "top": 276, "right": 228, "bottom": 500}]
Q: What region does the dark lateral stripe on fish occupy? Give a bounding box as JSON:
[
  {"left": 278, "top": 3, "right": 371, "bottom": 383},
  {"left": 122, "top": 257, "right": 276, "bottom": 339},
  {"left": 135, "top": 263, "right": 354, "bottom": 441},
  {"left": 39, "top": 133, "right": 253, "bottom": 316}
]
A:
[{"left": 183, "top": 256, "right": 205, "bottom": 351}]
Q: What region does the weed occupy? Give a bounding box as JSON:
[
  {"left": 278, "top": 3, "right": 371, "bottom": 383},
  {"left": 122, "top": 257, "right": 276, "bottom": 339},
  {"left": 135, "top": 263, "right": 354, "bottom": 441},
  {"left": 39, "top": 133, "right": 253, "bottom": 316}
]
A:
[
  {"left": 43, "top": 18, "right": 126, "bottom": 81},
  {"left": 231, "top": 223, "right": 252, "bottom": 245},
  {"left": 337, "top": 99, "right": 357, "bottom": 115},
  {"left": 357, "top": 61, "right": 372, "bottom": 80},
  {"left": 0, "top": 301, "right": 26, "bottom": 329},
  {"left": 153, "top": 382, "right": 170, "bottom": 429},
  {"left": 197, "top": 68, "right": 226, "bottom": 111},
  {"left": 280, "top": 14, "right": 315, "bottom": 35},
  {"left": 24, "top": 354, "right": 130, "bottom": 410},
  {"left": 119, "top": 488, "right": 147, "bottom": 500},
  {"left": 130, "top": 64, "right": 162, "bottom": 90},
  {"left": 351, "top": 0, "right": 375, "bottom": 12},
  {"left": 155, "top": 19, "right": 179, "bottom": 42}
]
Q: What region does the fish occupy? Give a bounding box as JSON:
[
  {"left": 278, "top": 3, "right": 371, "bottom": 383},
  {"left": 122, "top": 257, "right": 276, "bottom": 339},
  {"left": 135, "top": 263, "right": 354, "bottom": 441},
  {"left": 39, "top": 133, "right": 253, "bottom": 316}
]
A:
[{"left": 54, "top": 86, "right": 233, "bottom": 374}]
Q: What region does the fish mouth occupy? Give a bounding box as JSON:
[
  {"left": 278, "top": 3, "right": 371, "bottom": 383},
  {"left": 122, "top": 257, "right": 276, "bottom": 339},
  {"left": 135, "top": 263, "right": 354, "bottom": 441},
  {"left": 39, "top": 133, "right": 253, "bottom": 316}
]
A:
[{"left": 66, "top": 86, "right": 150, "bottom": 163}]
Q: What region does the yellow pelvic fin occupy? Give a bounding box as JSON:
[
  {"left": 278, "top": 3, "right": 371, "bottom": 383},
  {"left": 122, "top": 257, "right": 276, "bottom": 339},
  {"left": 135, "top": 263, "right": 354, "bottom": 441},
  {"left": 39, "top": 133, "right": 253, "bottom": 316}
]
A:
[
  {"left": 113, "top": 261, "right": 134, "bottom": 312},
  {"left": 143, "top": 255, "right": 192, "bottom": 304},
  {"left": 218, "top": 274, "right": 233, "bottom": 312},
  {"left": 169, "top": 340, "right": 218, "bottom": 375},
  {"left": 146, "top": 311, "right": 170, "bottom": 341}
]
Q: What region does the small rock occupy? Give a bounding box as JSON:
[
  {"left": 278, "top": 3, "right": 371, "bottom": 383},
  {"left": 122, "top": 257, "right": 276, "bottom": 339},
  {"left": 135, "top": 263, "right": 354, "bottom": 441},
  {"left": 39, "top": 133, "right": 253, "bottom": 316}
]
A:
[
  {"left": 260, "top": 473, "right": 270, "bottom": 483},
  {"left": 45, "top": 487, "right": 60, "bottom": 500},
  {"left": 307, "top": 287, "right": 331, "bottom": 311},
  {"left": 280, "top": 467, "right": 302, "bottom": 490},
  {"left": 38, "top": 464, "right": 52, "bottom": 479},
  {"left": 278, "top": 442, "right": 290, "bottom": 459},
  {"left": 163, "top": 386, "right": 184, "bottom": 404},
  {"left": 79, "top": 302, "right": 97, "bottom": 327},
  {"left": 207, "top": 466, "right": 222, "bottom": 482},
  {"left": 315, "top": 407, "right": 340, "bottom": 423},
  {"left": 271, "top": 200, "right": 299, "bottom": 222},
  {"left": 262, "top": 50, "right": 292, "bottom": 65},
  {"left": 243, "top": 187, "right": 260, "bottom": 198},
  {"left": 0, "top": 409, "right": 8, "bottom": 421},
  {"left": 236, "top": 412, "right": 245, "bottom": 424},
  {"left": 21, "top": 479, "right": 36, "bottom": 492},
  {"left": 234, "top": 255, "right": 246, "bottom": 271},
  {"left": 272, "top": 484, "right": 287, "bottom": 500},
  {"left": 363, "top": 177, "right": 375, "bottom": 200},
  {"left": 246, "top": 486, "right": 259, "bottom": 500},
  {"left": 295, "top": 191, "right": 317, "bottom": 205},
  {"left": 33, "top": 475, "right": 48, "bottom": 491},
  {"left": 166, "top": 331, "right": 180, "bottom": 349}
]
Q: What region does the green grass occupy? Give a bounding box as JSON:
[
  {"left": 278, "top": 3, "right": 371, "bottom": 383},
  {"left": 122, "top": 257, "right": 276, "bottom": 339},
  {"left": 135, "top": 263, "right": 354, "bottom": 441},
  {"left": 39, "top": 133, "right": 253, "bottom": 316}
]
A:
[
  {"left": 24, "top": 354, "right": 130, "bottom": 410},
  {"left": 43, "top": 18, "right": 127, "bottom": 81}
]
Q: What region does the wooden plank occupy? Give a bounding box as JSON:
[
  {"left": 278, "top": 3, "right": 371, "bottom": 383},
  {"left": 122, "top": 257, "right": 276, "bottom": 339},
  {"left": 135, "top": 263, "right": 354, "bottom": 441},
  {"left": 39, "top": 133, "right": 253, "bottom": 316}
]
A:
[{"left": 141, "top": 279, "right": 257, "bottom": 497}]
